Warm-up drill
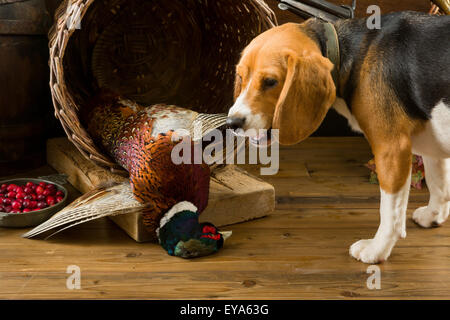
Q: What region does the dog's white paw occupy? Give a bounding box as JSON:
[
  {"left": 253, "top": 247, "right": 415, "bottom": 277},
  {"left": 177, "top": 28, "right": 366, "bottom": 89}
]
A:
[
  {"left": 349, "top": 239, "right": 391, "bottom": 264},
  {"left": 412, "top": 206, "right": 440, "bottom": 228}
]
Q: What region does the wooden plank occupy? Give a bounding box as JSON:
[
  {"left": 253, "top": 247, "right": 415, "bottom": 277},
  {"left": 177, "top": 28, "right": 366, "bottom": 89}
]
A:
[
  {"left": 201, "top": 165, "right": 276, "bottom": 226},
  {"left": 1, "top": 137, "right": 446, "bottom": 300},
  {"left": 46, "top": 138, "right": 275, "bottom": 242},
  {"left": 46, "top": 138, "right": 128, "bottom": 193},
  {"left": 239, "top": 137, "right": 428, "bottom": 206},
  {"left": 0, "top": 206, "right": 448, "bottom": 299}
]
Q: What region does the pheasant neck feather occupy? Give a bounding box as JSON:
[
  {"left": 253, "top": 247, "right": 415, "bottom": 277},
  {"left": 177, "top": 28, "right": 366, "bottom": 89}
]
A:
[{"left": 157, "top": 207, "right": 224, "bottom": 258}]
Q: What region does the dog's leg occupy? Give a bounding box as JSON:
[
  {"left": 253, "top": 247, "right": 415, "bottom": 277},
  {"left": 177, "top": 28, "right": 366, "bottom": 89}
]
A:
[
  {"left": 413, "top": 157, "right": 450, "bottom": 228},
  {"left": 350, "top": 139, "right": 412, "bottom": 263}
]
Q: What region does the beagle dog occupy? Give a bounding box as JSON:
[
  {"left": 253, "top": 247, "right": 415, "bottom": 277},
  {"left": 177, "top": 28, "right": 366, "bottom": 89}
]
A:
[{"left": 227, "top": 11, "right": 450, "bottom": 263}]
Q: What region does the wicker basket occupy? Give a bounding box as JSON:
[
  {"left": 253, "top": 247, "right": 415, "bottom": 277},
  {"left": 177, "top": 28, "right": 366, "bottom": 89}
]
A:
[
  {"left": 49, "top": 0, "right": 277, "bottom": 175},
  {"left": 429, "top": 0, "right": 450, "bottom": 15}
]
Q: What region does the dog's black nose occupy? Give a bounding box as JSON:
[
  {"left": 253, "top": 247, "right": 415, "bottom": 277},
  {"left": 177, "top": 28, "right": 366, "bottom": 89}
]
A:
[{"left": 226, "top": 117, "right": 246, "bottom": 130}]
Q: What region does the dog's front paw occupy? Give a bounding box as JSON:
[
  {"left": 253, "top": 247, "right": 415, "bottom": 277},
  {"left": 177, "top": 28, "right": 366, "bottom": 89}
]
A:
[{"left": 349, "top": 239, "right": 391, "bottom": 264}]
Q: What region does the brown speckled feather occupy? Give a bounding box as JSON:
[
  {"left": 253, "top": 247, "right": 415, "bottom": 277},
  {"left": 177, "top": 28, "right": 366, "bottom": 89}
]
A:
[
  {"left": 86, "top": 94, "right": 222, "bottom": 239},
  {"left": 23, "top": 93, "right": 226, "bottom": 240}
]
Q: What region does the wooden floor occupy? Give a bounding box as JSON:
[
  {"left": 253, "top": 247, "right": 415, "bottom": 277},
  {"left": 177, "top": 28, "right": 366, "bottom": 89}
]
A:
[{"left": 1, "top": 137, "right": 449, "bottom": 299}]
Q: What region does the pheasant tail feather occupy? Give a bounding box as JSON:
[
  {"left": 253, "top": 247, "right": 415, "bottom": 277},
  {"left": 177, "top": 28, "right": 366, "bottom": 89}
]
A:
[{"left": 22, "top": 182, "right": 147, "bottom": 239}]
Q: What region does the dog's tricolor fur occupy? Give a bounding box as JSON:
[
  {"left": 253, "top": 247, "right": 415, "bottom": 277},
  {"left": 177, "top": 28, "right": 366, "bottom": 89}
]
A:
[{"left": 227, "top": 11, "right": 450, "bottom": 263}]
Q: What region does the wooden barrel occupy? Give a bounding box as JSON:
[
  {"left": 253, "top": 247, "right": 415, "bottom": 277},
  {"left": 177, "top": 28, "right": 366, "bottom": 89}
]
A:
[{"left": 0, "top": 0, "right": 51, "bottom": 176}]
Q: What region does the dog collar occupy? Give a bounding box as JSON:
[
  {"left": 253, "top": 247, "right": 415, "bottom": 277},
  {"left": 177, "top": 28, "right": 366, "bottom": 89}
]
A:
[{"left": 323, "top": 22, "right": 340, "bottom": 91}]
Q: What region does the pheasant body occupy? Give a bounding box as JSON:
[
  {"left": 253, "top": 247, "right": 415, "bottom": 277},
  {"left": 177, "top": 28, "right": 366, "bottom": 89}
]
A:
[
  {"left": 24, "top": 93, "right": 230, "bottom": 258},
  {"left": 87, "top": 94, "right": 211, "bottom": 240}
]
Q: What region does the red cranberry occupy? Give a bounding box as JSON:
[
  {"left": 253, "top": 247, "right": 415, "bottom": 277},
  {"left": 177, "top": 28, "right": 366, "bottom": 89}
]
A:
[
  {"left": 22, "top": 200, "right": 31, "bottom": 208},
  {"left": 23, "top": 187, "right": 33, "bottom": 194},
  {"left": 43, "top": 189, "right": 53, "bottom": 197},
  {"left": 46, "top": 196, "right": 56, "bottom": 206},
  {"left": 7, "top": 191, "right": 16, "bottom": 199},
  {"left": 11, "top": 200, "right": 22, "bottom": 210},
  {"left": 16, "top": 192, "right": 26, "bottom": 199},
  {"left": 35, "top": 186, "right": 44, "bottom": 195},
  {"left": 7, "top": 184, "right": 17, "bottom": 192},
  {"left": 11, "top": 209, "right": 21, "bottom": 214},
  {"left": 0, "top": 182, "right": 65, "bottom": 212},
  {"left": 37, "top": 201, "right": 48, "bottom": 209}
]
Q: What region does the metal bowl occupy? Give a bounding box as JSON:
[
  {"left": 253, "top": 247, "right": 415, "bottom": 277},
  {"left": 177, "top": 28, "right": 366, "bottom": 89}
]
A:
[{"left": 0, "top": 178, "right": 68, "bottom": 228}]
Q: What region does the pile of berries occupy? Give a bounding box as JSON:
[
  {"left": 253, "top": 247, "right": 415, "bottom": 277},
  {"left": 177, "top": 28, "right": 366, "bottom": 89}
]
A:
[{"left": 0, "top": 181, "right": 65, "bottom": 214}]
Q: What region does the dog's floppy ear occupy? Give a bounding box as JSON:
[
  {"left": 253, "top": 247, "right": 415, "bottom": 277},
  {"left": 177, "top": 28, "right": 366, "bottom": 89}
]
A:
[
  {"left": 233, "top": 74, "right": 242, "bottom": 102},
  {"left": 272, "top": 50, "right": 336, "bottom": 145}
]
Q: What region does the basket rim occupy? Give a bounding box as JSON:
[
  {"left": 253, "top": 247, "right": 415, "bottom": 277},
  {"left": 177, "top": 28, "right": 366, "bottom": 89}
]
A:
[{"left": 48, "top": 0, "right": 277, "bottom": 175}]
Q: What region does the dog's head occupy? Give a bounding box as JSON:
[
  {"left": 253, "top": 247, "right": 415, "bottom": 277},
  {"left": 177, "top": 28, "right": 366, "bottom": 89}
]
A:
[{"left": 227, "top": 23, "right": 336, "bottom": 145}]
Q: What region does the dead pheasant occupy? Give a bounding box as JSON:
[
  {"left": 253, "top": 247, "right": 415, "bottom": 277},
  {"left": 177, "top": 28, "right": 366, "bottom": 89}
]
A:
[{"left": 23, "top": 93, "right": 232, "bottom": 258}]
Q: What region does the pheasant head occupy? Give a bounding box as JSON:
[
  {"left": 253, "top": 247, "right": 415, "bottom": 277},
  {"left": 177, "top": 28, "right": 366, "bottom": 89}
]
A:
[{"left": 157, "top": 202, "right": 232, "bottom": 258}]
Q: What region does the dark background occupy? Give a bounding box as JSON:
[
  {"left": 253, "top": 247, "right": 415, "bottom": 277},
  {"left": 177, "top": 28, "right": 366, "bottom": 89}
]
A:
[
  {"left": 44, "top": 0, "right": 432, "bottom": 138},
  {"left": 0, "top": 0, "right": 433, "bottom": 175}
]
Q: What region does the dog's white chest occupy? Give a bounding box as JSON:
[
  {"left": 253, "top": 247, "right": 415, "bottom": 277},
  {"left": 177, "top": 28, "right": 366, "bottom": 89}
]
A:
[
  {"left": 412, "top": 100, "right": 450, "bottom": 158},
  {"left": 332, "top": 98, "right": 363, "bottom": 133}
]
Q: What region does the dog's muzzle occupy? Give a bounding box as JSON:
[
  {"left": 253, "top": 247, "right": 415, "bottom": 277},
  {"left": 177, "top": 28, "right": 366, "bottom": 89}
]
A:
[{"left": 226, "top": 117, "right": 246, "bottom": 130}]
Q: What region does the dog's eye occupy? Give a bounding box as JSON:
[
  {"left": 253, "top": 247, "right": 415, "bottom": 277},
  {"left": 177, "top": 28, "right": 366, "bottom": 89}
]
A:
[{"left": 262, "top": 78, "right": 278, "bottom": 89}]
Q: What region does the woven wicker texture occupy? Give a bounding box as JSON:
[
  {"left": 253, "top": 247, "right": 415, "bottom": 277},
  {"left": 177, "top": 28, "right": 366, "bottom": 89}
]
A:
[
  {"left": 49, "top": 0, "right": 276, "bottom": 174},
  {"left": 430, "top": 0, "right": 450, "bottom": 15}
]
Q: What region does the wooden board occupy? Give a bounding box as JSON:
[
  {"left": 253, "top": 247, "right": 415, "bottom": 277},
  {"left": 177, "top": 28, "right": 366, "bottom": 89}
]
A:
[{"left": 46, "top": 138, "right": 275, "bottom": 242}]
